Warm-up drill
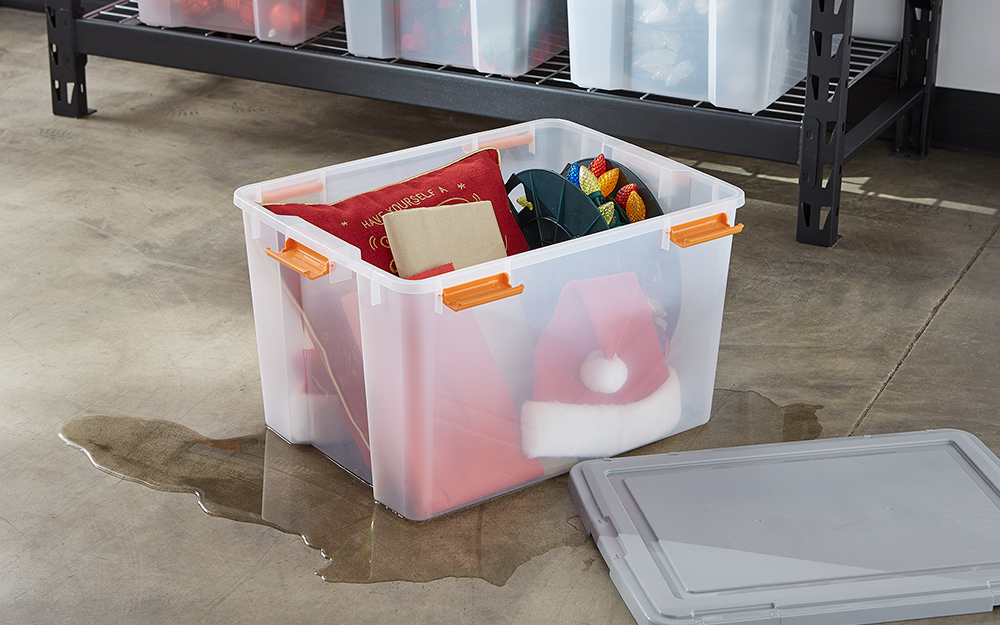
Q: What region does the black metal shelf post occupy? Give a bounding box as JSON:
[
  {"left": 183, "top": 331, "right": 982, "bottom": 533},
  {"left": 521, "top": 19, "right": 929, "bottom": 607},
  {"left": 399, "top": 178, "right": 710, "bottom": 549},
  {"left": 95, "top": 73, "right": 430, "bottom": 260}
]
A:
[
  {"left": 797, "top": 0, "right": 855, "bottom": 247},
  {"left": 797, "top": 0, "right": 941, "bottom": 246},
  {"left": 895, "top": 0, "right": 943, "bottom": 158},
  {"left": 45, "top": 0, "right": 90, "bottom": 117},
  {"left": 44, "top": 0, "right": 940, "bottom": 247}
]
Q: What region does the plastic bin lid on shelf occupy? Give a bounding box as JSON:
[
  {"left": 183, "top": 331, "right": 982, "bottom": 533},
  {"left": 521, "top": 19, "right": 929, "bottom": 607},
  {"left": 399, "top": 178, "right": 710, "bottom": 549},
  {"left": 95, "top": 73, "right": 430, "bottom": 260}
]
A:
[{"left": 569, "top": 429, "right": 1000, "bottom": 625}]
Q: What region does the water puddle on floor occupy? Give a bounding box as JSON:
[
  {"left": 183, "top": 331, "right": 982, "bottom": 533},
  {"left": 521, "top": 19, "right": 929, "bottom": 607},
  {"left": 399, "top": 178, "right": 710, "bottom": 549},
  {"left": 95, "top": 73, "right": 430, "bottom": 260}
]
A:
[
  {"left": 58, "top": 390, "right": 821, "bottom": 586},
  {"left": 633, "top": 389, "right": 824, "bottom": 454}
]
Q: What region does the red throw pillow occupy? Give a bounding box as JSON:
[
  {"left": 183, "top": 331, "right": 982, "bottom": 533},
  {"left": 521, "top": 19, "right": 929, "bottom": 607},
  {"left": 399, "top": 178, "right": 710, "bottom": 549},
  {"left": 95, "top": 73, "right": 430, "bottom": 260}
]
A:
[
  {"left": 265, "top": 149, "right": 529, "bottom": 275},
  {"left": 406, "top": 263, "right": 455, "bottom": 280}
]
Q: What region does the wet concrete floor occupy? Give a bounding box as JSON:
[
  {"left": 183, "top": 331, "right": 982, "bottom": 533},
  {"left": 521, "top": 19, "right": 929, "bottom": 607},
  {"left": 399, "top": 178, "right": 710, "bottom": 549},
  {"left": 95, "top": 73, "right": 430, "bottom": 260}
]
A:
[{"left": 56, "top": 390, "right": 821, "bottom": 587}]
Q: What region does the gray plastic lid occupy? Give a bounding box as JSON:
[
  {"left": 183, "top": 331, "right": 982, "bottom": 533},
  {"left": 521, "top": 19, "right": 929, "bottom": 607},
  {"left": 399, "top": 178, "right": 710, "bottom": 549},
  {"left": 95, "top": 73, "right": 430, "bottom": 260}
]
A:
[{"left": 569, "top": 430, "right": 1000, "bottom": 625}]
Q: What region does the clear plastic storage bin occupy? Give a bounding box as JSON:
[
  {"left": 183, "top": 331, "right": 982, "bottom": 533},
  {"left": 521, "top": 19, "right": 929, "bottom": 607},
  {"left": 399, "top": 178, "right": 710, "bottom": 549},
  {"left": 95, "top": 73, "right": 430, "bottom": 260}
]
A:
[
  {"left": 567, "top": 0, "right": 811, "bottom": 113},
  {"left": 137, "top": 0, "right": 343, "bottom": 46},
  {"left": 343, "top": 0, "right": 568, "bottom": 77},
  {"left": 234, "top": 119, "right": 745, "bottom": 520}
]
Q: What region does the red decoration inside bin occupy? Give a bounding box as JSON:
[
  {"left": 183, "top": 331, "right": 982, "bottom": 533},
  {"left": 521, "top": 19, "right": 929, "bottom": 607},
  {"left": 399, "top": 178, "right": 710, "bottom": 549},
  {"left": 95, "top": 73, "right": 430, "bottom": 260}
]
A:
[
  {"left": 265, "top": 149, "right": 528, "bottom": 276},
  {"left": 269, "top": 3, "right": 304, "bottom": 32},
  {"left": 405, "top": 298, "right": 544, "bottom": 518},
  {"left": 183, "top": 0, "right": 254, "bottom": 25},
  {"left": 182, "top": 0, "right": 219, "bottom": 20},
  {"left": 398, "top": 0, "right": 472, "bottom": 58}
]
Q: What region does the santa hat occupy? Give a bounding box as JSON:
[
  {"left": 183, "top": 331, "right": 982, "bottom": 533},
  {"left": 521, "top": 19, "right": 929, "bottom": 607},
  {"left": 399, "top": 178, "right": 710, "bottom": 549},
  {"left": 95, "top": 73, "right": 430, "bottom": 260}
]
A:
[{"left": 520, "top": 272, "right": 681, "bottom": 458}]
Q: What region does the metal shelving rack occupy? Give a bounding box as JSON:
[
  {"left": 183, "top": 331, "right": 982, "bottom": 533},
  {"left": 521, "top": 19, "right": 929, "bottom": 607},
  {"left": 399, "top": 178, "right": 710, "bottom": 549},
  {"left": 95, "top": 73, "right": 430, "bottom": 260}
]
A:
[{"left": 45, "top": 0, "right": 941, "bottom": 246}]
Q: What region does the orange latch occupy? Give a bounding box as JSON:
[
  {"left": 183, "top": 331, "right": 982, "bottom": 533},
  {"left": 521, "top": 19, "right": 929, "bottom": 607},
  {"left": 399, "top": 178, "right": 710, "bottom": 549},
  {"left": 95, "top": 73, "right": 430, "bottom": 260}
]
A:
[
  {"left": 442, "top": 273, "right": 525, "bottom": 312},
  {"left": 265, "top": 239, "right": 331, "bottom": 280},
  {"left": 669, "top": 213, "right": 744, "bottom": 248}
]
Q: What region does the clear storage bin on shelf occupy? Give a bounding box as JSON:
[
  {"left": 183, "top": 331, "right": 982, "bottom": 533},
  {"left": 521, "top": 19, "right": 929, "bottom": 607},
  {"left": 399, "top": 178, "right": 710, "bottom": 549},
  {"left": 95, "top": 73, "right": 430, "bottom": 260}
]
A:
[
  {"left": 343, "top": 0, "right": 568, "bottom": 77},
  {"left": 233, "top": 119, "right": 745, "bottom": 520},
  {"left": 137, "top": 0, "right": 344, "bottom": 46},
  {"left": 567, "top": 0, "right": 811, "bottom": 113}
]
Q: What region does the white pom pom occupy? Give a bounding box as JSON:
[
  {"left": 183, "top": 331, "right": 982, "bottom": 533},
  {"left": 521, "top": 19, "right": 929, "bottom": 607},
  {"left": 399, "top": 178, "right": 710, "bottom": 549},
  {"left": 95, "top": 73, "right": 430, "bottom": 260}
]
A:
[{"left": 580, "top": 350, "right": 628, "bottom": 394}]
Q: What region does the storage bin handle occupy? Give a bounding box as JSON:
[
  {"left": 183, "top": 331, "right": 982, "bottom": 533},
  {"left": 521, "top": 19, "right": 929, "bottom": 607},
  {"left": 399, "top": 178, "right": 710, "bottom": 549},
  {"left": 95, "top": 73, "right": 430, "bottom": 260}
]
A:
[
  {"left": 265, "top": 238, "right": 331, "bottom": 280},
  {"left": 441, "top": 273, "right": 524, "bottom": 312},
  {"left": 669, "top": 214, "right": 744, "bottom": 248},
  {"left": 261, "top": 180, "right": 324, "bottom": 203},
  {"left": 463, "top": 132, "right": 533, "bottom": 153}
]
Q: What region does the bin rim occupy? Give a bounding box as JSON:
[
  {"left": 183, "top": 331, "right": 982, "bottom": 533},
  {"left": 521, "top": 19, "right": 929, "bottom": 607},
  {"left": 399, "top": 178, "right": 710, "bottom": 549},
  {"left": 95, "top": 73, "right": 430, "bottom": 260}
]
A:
[{"left": 233, "top": 118, "right": 746, "bottom": 295}]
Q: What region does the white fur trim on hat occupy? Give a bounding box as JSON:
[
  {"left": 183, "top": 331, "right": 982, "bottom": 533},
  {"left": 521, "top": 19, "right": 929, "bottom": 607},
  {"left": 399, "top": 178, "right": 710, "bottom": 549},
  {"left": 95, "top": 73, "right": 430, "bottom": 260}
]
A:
[{"left": 520, "top": 367, "right": 681, "bottom": 459}]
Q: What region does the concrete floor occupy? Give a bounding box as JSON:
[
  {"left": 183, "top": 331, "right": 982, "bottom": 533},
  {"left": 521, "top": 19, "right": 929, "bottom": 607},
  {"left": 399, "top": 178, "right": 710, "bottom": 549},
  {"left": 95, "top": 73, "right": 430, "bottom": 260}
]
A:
[{"left": 4, "top": 7, "right": 1000, "bottom": 624}]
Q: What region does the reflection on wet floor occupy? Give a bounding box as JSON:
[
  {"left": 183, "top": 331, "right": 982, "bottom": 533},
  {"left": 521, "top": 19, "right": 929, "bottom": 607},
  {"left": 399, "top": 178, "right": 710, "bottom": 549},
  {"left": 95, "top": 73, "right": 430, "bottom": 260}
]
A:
[
  {"left": 58, "top": 390, "right": 821, "bottom": 586},
  {"left": 58, "top": 417, "right": 587, "bottom": 586},
  {"left": 635, "top": 389, "right": 824, "bottom": 455}
]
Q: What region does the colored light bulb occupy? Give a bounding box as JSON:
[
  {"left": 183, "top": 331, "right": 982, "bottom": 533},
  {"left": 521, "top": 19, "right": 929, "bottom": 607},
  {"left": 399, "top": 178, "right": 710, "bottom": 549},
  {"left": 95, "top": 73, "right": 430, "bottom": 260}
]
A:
[
  {"left": 589, "top": 154, "right": 607, "bottom": 177},
  {"left": 598, "top": 168, "right": 619, "bottom": 197},
  {"left": 626, "top": 191, "right": 646, "bottom": 223},
  {"left": 566, "top": 162, "right": 580, "bottom": 187},
  {"left": 579, "top": 166, "right": 600, "bottom": 195},
  {"left": 597, "top": 201, "right": 616, "bottom": 225},
  {"left": 615, "top": 183, "right": 637, "bottom": 209}
]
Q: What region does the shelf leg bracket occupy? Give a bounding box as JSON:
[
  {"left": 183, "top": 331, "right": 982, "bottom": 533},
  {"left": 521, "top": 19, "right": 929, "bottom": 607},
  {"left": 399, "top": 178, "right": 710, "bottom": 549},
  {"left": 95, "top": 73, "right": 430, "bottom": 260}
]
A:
[
  {"left": 796, "top": 0, "right": 854, "bottom": 247},
  {"left": 45, "top": 0, "right": 93, "bottom": 118},
  {"left": 893, "top": 0, "right": 943, "bottom": 160}
]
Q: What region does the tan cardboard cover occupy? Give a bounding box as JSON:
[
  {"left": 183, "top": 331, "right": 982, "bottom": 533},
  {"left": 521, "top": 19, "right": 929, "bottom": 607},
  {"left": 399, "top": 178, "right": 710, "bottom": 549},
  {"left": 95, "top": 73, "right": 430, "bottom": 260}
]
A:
[{"left": 383, "top": 200, "right": 507, "bottom": 279}]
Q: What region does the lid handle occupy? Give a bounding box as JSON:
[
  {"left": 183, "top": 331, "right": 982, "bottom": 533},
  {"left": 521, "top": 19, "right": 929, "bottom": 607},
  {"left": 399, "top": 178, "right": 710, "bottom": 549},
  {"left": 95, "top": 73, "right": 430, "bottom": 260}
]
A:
[
  {"left": 265, "top": 239, "right": 330, "bottom": 280},
  {"left": 669, "top": 213, "right": 744, "bottom": 248},
  {"left": 442, "top": 273, "right": 524, "bottom": 312}
]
